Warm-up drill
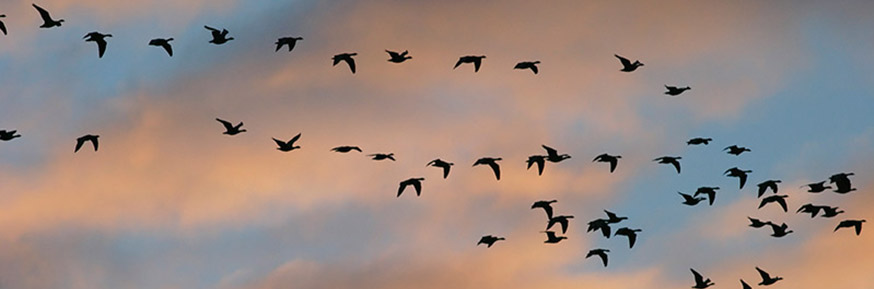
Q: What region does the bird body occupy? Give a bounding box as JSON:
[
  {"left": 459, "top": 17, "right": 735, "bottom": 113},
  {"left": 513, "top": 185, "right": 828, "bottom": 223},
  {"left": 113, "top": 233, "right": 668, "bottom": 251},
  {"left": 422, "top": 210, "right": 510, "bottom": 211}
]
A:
[
  {"left": 75, "top": 134, "right": 99, "bottom": 152},
  {"left": 756, "top": 267, "right": 783, "bottom": 286},
  {"left": 687, "top": 137, "right": 712, "bottom": 145},
  {"left": 725, "top": 167, "right": 752, "bottom": 189},
  {"left": 768, "top": 222, "right": 793, "bottom": 237},
  {"left": 615, "top": 54, "right": 643, "bottom": 72},
  {"left": 0, "top": 129, "right": 21, "bottom": 141},
  {"left": 748, "top": 217, "right": 772, "bottom": 228},
  {"left": 724, "top": 145, "right": 751, "bottom": 155},
  {"left": 473, "top": 157, "right": 502, "bottom": 180},
  {"left": 820, "top": 206, "right": 844, "bottom": 218},
  {"left": 454, "top": 55, "right": 486, "bottom": 72},
  {"left": 386, "top": 50, "right": 411, "bottom": 63},
  {"left": 331, "top": 146, "right": 362, "bottom": 153},
  {"left": 84, "top": 32, "right": 112, "bottom": 58},
  {"left": 654, "top": 156, "right": 682, "bottom": 173},
  {"left": 397, "top": 177, "right": 424, "bottom": 197},
  {"left": 835, "top": 219, "right": 865, "bottom": 235},
  {"left": 690, "top": 268, "right": 715, "bottom": 289},
  {"left": 477, "top": 235, "right": 505, "bottom": 247},
  {"left": 427, "top": 159, "right": 454, "bottom": 179},
  {"left": 593, "top": 153, "right": 621, "bottom": 173},
  {"left": 273, "top": 133, "right": 302, "bottom": 152},
  {"left": 665, "top": 85, "right": 690, "bottom": 96},
  {"left": 542, "top": 145, "right": 571, "bottom": 163},
  {"left": 276, "top": 36, "right": 303, "bottom": 52},
  {"left": 368, "top": 153, "right": 395, "bottom": 161},
  {"left": 205, "top": 26, "right": 233, "bottom": 44},
  {"left": 604, "top": 210, "right": 627, "bottom": 224},
  {"left": 148, "top": 38, "right": 174, "bottom": 56},
  {"left": 514, "top": 61, "right": 540, "bottom": 74},
  {"left": 830, "top": 172, "right": 855, "bottom": 193},
  {"left": 542, "top": 231, "right": 567, "bottom": 243},
  {"left": 33, "top": 4, "right": 63, "bottom": 28},
  {"left": 216, "top": 118, "right": 246, "bottom": 135},
  {"left": 332, "top": 53, "right": 358, "bottom": 74},
  {"left": 803, "top": 181, "right": 831, "bottom": 193}
]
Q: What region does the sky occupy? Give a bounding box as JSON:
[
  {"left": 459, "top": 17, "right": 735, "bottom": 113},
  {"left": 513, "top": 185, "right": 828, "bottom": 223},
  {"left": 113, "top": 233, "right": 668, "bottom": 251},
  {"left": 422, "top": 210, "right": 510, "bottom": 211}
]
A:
[{"left": 0, "top": 0, "right": 873, "bottom": 288}]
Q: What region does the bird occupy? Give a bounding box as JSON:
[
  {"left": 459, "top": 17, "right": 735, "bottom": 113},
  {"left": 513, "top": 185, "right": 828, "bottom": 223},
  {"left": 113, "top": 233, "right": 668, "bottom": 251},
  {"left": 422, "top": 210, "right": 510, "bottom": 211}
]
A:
[
  {"left": 385, "top": 50, "right": 411, "bottom": 63},
  {"left": 820, "top": 206, "right": 845, "bottom": 218},
  {"left": 748, "top": 217, "right": 772, "bottom": 228},
  {"left": 653, "top": 156, "right": 682, "bottom": 174},
  {"left": 835, "top": 219, "right": 865, "bottom": 235},
  {"left": 802, "top": 181, "right": 831, "bottom": 193},
  {"left": 368, "top": 153, "right": 395, "bottom": 161},
  {"left": 546, "top": 215, "right": 574, "bottom": 234},
  {"left": 205, "top": 26, "right": 233, "bottom": 44},
  {"left": 514, "top": 61, "right": 540, "bottom": 74},
  {"left": 604, "top": 210, "right": 628, "bottom": 224},
  {"left": 756, "top": 180, "right": 781, "bottom": 198},
  {"left": 664, "top": 85, "right": 690, "bottom": 96},
  {"left": 758, "top": 195, "right": 788, "bottom": 212},
  {"left": 829, "top": 172, "right": 856, "bottom": 194},
  {"left": 587, "top": 218, "right": 612, "bottom": 238},
  {"left": 477, "top": 235, "right": 505, "bottom": 248},
  {"left": 586, "top": 249, "right": 610, "bottom": 267},
  {"left": 679, "top": 192, "right": 707, "bottom": 206},
  {"left": 542, "top": 145, "right": 571, "bottom": 163},
  {"left": 0, "top": 130, "right": 21, "bottom": 141},
  {"left": 541, "top": 231, "right": 567, "bottom": 244},
  {"left": 74, "top": 134, "right": 99, "bottom": 152},
  {"left": 526, "top": 155, "right": 546, "bottom": 176},
  {"left": 686, "top": 137, "right": 712, "bottom": 145},
  {"left": 741, "top": 279, "right": 752, "bottom": 289},
  {"left": 332, "top": 53, "right": 357, "bottom": 74},
  {"left": 725, "top": 167, "right": 752, "bottom": 189},
  {"left": 216, "top": 118, "right": 246, "bottom": 135},
  {"left": 273, "top": 133, "right": 302, "bottom": 152},
  {"left": 426, "top": 159, "right": 454, "bottom": 179},
  {"left": 331, "top": 146, "right": 362, "bottom": 153},
  {"left": 0, "top": 14, "right": 6, "bottom": 35},
  {"left": 694, "top": 187, "right": 720, "bottom": 206},
  {"left": 767, "top": 222, "right": 793, "bottom": 238},
  {"left": 531, "top": 200, "right": 557, "bottom": 220},
  {"left": 690, "top": 268, "right": 715, "bottom": 289},
  {"left": 756, "top": 267, "right": 783, "bottom": 286},
  {"left": 615, "top": 227, "right": 641, "bottom": 249},
  {"left": 796, "top": 204, "right": 823, "bottom": 218},
  {"left": 593, "top": 153, "right": 621, "bottom": 173},
  {"left": 397, "top": 177, "right": 424, "bottom": 197},
  {"left": 33, "top": 4, "right": 63, "bottom": 28},
  {"left": 275, "top": 37, "right": 303, "bottom": 52},
  {"left": 84, "top": 32, "right": 112, "bottom": 58},
  {"left": 614, "top": 54, "right": 643, "bottom": 72},
  {"left": 454, "top": 55, "right": 486, "bottom": 72},
  {"left": 148, "top": 38, "right": 174, "bottom": 56},
  {"left": 473, "top": 157, "right": 502, "bottom": 181},
  {"left": 724, "top": 145, "right": 751, "bottom": 156}
]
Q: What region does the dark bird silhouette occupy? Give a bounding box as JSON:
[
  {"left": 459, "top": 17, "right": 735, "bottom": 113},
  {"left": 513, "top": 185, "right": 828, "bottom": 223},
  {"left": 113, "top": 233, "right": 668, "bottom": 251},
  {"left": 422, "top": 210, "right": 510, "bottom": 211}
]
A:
[
  {"left": 614, "top": 54, "right": 643, "bottom": 72},
  {"left": 724, "top": 145, "right": 751, "bottom": 156},
  {"left": 275, "top": 36, "right": 302, "bottom": 52},
  {"left": 205, "top": 26, "right": 233, "bottom": 44},
  {"left": 615, "top": 227, "right": 641, "bottom": 248},
  {"left": 473, "top": 157, "right": 502, "bottom": 181},
  {"left": 767, "top": 222, "right": 793, "bottom": 238},
  {"left": 741, "top": 279, "right": 752, "bottom": 289},
  {"left": 331, "top": 146, "right": 362, "bottom": 153},
  {"left": 84, "top": 32, "right": 111, "bottom": 58},
  {"left": 820, "top": 206, "right": 845, "bottom": 218},
  {"left": 477, "top": 235, "right": 505, "bottom": 248},
  {"left": 796, "top": 203, "right": 823, "bottom": 218},
  {"left": 368, "top": 153, "right": 395, "bottom": 161},
  {"left": 454, "top": 55, "right": 486, "bottom": 72},
  {"left": 748, "top": 217, "right": 772, "bottom": 228},
  {"left": 397, "top": 177, "right": 424, "bottom": 197},
  {"left": 385, "top": 50, "right": 411, "bottom": 63},
  {"left": 33, "top": 4, "right": 63, "bottom": 28},
  {"left": 593, "top": 153, "right": 621, "bottom": 173},
  {"left": 148, "top": 38, "right": 174, "bottom": 56},
  {"left": 654, "top": 156, "right": 682, "bottom": 174},
  {"left": 216, "top": 118, "right": 246, "bottom": 135},
  {"left": 758, "top": 195, "right": 788, "bottom": 212},
  {"left": 542, "top": 145, "right": 571, "bottom": 163},
  {"left": 542, "top": 231, "right": 567, "bottom": 244},
  {"left": 427, "top": 159, "right": 454, "bottom": 179},
  {"left": 690, "top": 268, "right": 715, "bottom": 289},
  {"left": 586, "top": 249, "right": 610, "bottom": 267},
  {"left": 835, "top": 219, "right": 865, "bottom": 235},
  {"left": 531, "top": 200, "right": 558, "bottom": 220},
  {"left": 74, "top": 134, "right": 99, "bottom": 152},
  {"left": 665, "top": 85, "right": 690, "bottom": 96},
  {"left": 332, "top": 53, "right": 357, "bottom": 74},
  {"left": 725, "top": 167, "right": 752, "bottom": 189},
  {"left": 547, "top": 215, "right": 574, "bottom": 234},
  {"left": 829, "top": 172, "right": 856, "bottom": 194},
  {"left": 273, "top": 133, "right": 301, "bottom": 152},
  {"left": 756, "top": 267, "right": 783, "bottom": 286},
  {"left": 0, "top": 129, "right": 21, "bottom": 141},
  {"left": 526, "top": 155, "right": 546, "bottom": 176},
  {"left": 802, "top": 181, "right": 831, "bottom": 193},
  {"left": 0, "top": 15, "right": 6, "bottom": 35},
  {"left": 587, "top": 218, "right": 612, "bottom": 238},
  {"left": 604, "top": 210, "right": 627, "bottom": 224},
  {"left": 679, "top": 192, "right": 707, "bottom": 206},
  {"left": 687, "top": 137, "right": 712, "bottom": 145},
  {"left": 514, "top": 61, "right": 540, "bottom": 74},
  {"left": 756, "top": 180, "right": 781, "bottom": 198},
  {"left": 694, "top": 187, "right": 720, "bottom": 206}
]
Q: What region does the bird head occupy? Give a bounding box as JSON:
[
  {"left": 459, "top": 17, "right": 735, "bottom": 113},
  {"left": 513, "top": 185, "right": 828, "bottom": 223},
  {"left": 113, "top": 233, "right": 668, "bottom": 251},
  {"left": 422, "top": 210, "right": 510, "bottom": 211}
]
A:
[
  {"left": 533, "top": 61, "right": 541, "bottom": 64},
  {"left": 295, "top": 37, "right": 303, "bottom": 40},
  {"left": 496, "top": 237, "right": 505, "bottom": 241}
]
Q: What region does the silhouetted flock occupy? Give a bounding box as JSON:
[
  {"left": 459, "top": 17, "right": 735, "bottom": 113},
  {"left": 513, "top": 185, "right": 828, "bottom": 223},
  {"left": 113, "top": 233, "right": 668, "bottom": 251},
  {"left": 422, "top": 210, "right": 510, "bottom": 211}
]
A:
[{"left": 0, "top": 3, "right": 867, "bottom": 288}]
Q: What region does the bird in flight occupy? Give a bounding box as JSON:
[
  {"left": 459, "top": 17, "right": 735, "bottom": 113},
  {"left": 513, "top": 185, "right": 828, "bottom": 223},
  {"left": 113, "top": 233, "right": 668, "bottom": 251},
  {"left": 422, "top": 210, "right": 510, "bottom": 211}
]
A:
[
  {"left": 75, "top": 134, "right": 99, "bottom": 152},
  {"left": 755, "top": 267, "right": 783, "bottom": 286},
  {"left": 767, "top": 222, "right": 793, "bottom": 238},
  {"left": 654, "top": 156, "right": 682, "bottom": 174},
  {"left": 725, "top": 167, "right": 752, "bottom": 189},
  {"left": 84, "top": 32, "right": 112, "bottom": 58},
  {"left": 756, "top": 180, "right": 781, "bottom": 198},
  {"left": 604, "top": 210, "right": 628, "bottom": 224},
  {"left": 473, "top": 157, "right": 502, "bottom": 181},
  {"left": 819, "top": 206, "right": 845, "bottom": 218},
  {"left": 796, "top": 203, "right": 823, "bottom": 218},
  {"left": 273, "top": 133, "right": 302, "bottom": 152},
  {"left": 205, "top": 26, "right": 233, "bottom": 44},
  {"left": 454, "top": 55, "right": 486, "bottom": 72},
  {"left": 586, "top": 249, "right": 610, "bottom": 267},
  {"left": 332, "top": 53, "right": 357, "bottom": 74},
  {"left": 802, "top": 181, "right": 831, "bottom": 193},
  {"left": 0, "top": 14, "right": 7, "bottom": 35},
  {"left": 687, "top": 137, "right": 712, "bottom": 145},
  {"left": 427, "top": 159, "right": 454, "bottom": 179},
  {"left": 33, "top": 4, "right": 63, "bottom": 28},
  {"left": 724, "top": 145, "right": 751, "bottom": 156},
  {"left": 829, "top": 172, "right": 856, "bottom": 194},
  {"left": 216, "top": 118, "right": 246, "bottom": 135},
  {"left": 0, "top": 129, "right": 21, "bottom": 141},
  {"left": 747, "top": 217, "right": 772, "bottom": 228},
  {"left": 690, "top": 268, "right": 715, "bottom": 289},
  {"left": 758, "top": 195, "right": 788, "bottom": 212},
  {"left": 615, "top": 227, "right": 641, "bottom": 249},
  {"left": 148, "top": 38, "right": 174, "bottom": 57},
  {"left": 531, "top": 200, "right": 558, "bottom": 220},
  {"left": 542, "top": 145, "right": 571, "bottom": 163},
  {"left": 546, "top": 215, "right": 574, "bottom": 234},
  {"left": 664, "top": 85, "right": 690, "bottom": 96},
  {"left": 694, "top": 187, "right": 720, "bottom": 206},
  {"left": 275, "top": 36, "right": 303, "bottom": 52},
  {"left": 593, "top": 153, "right": 621, "bottom": 173},
  {"left": 614, "top": 54, "right": 643, "bottom": 72},
  {"left": 835, "top": 219, "right": 865, "bottom": 235},
  {"left": 526, "top": 155, "right": 546, "bottom": 176},
  {"left": 679, "top": 192, "right": 707, "bottom": 206},
  {"left": 587, "top": 218, "right": 612, "bottom": 238},
  {"left": 331, "top": 146, "right": 362, "bottom": 153},
  {"left": 477, "top": 235, "right": 505, "bottom": 248},
  {"left": 541, "top": 231, "right": 567, "bottom": 244},
  {"left": 368, "top": 153, "right": 395, "bottom": 161},
  {"left": 385, "top": 50, "right": 411, "bottom": 63},
  {"left": 397, "top": 177, "right": 424, "bottom": 197},
  {"left": 514, "top": 61, "right": 540, "bottom": 74}
]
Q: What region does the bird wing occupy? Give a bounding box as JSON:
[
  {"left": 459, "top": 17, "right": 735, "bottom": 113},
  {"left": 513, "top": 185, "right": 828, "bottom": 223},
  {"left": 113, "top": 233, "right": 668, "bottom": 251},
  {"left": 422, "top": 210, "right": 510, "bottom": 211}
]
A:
[
  {"left": 473, "top": 58, "right": 482, "bottom": 72},
  {"left": 453, "top": 58, "right": 464, "bottom": 69},
  {"left": 679, "top": 192, "right": 693, "bottom": 202},
  {"left": 542, "top": 145, "right": 558, "bottom": 158},
  {"left": 413, "top": 181, "right": 422, "bottom": 196},
  {"left": 204, "top": 25, "right": 218, "bottom": 32},
  {"left": 275, "top": 41, "right": 284, "bottom": 52},
  {"left": 600, "top": 225, "right": 611, "bottom": 238},
  {"left": 161, "top": 42, "right": 173, "bottom": 56},
  {"left": 609, "top": 159, "right": 618, "bottom": 173},
  {"left": 671, "top": 160, "right": 681, "bottom": 174},
  {"left": 273, "top": 138, "right": 287, "bottom": 148},
  {"left": 74, "top": 138, "right": 85, "bottom": 152},
  {"left": 777, "top": 197, "right": 787, "bottom": 212},
  {"left": 221, "top": 29, "right": 229, "bottom": 36},
  {"left": 614, "top": 54, "right": 632, "bottom": 67},
  {"left": 598, "top": 251, "right": 608, "bottom": 266},
  {"left": 344, "top": 57, "right": 356, "bottom": 74},
  {"left": 627, "top": 232, "right": 637, "bottom": 248},
  {"left": 290, "top": 133, "right": 301, "bottom": 145},
  {"left": 397, "top": 181, "right": 408, "bottom": 197},
  {"left": 442, "top": 165, "right": 451, "bottom": 179},
  {"left": 707, "top": 192, "right": 715, "bottom": 205},
  {"left": 542, "top": 205, "right": 553, "bottom": 220},
  {"left": 530, "top": 65, "right": 538, "bottom": 74},
  {"left": 545, "top": 231, "right": 557, "bottom": 240},
  {"left": 215, "top": 118, "right": 234, "bottom": 131},
  {"left": 757, "top": 184, "right": 767, "bottom": 198},
  {"left": 739, "top": 173, "right": 748, "bottom": 189},
  {"left": 33, "top": 4, "right": 53, "bottom": 23},
  {"left": 488, "top": 162, "right": 500, "bottom": 180},
  {"left": 691, "top": 269, "right": 704, "bottom": 284},
  {"left": 97, "top": 38, "right": 107, "bottom": 58},
  {"left": 741, "top": 279, "right": 752, "bottom": 289},
  {"left": 855, "top": 222, "right": 863, "bottom": 235},
  {"left": 91, "top": 137, "right": 99, "bottom": 151},
  {"left": 0, "top": 21, "right": 6, "bottom": 35},
  {"left": 756, "top": 267, "right": 771, "bottom": 281},
  {"left": 386, "top": 50, "right": 399, "bottom": 58},
  {"left": 536, "top": 159, "right": 544, "bottom": 176},
  {"left": 559, "top": 218, "right": 569, "bottom": 234}
]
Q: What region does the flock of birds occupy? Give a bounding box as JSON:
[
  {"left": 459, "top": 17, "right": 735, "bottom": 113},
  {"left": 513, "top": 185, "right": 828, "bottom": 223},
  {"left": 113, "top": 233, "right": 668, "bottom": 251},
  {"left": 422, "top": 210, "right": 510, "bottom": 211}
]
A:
[{"left": 0, "top": 3, "right": 867, "bottom": 288}]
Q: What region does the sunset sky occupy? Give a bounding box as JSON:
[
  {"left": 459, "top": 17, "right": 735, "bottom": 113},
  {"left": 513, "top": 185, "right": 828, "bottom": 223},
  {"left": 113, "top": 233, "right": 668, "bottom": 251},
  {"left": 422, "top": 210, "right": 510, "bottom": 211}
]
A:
[{"left": 1, "top": 0, "right": 873, "bottom": 288}]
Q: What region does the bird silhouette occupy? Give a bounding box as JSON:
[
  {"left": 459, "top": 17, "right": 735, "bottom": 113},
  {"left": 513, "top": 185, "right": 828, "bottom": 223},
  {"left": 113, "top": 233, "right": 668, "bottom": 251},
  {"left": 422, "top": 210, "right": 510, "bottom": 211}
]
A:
[
  {"left": 694, "top": 187, "right": 720, "bottom": 206},
  {"left": 767, "top": 222, "right": 793, "bottom": 238},
  {"left": 829, "top": 172, "right": 856, "bottom": 194},
  {"left": 690, "top": 268, "right": 715, "bottom": 289},
  {"left": 796, "top": 204, "right": 823, "bottom": 218},
  {"left": 687, "top": 137, "right": 712, "bottom": 145},
  {"left": 547, "top": 215, "right": 574, "bottom": 234},
  {"left": 385, "top": 50, "right": 411, "bottom": 63},
  {"left": 615, "top": 227, "right": 641, "bottom": 248},
  {"left": 586, "top": 249, "right": 610, "bottom": 267},
  {"left": 614, "top": 54, "right": 643, "bottom": 72},
  {"left": 542, "top": 145, "right": 571, "bottom": 163},
  {"left": 593, "top": 153, "right": 621, "bottom": 173},
  {"left": 454, "top": 55, "right": 486, "bottom": 72},
  {"left": 541, "top": 231, "right": 567, "bottom": 244},
  {"left": 654, "top": 156, "right": 682, "bottom": 174},
  {"left": 473, "top": 157, "right": 502, "bottom": 181},
  {"left": 587, "top": 218, "right": 612, "bottom": 238},
  {"left": 802, "top": 181, "right": 831, "bottom": 193},
  {"left": 756, "top": 267, "right": 783, "bottom": 286},
  {"left": 725, "top": 167, "right": 752, "bottom": 189},
  {"left": 604, "top": 210, "right": 628, "bottom": 224},
  {"left": 758, "top": 195, "right": 788, "bottom": 212},
  {"left": 84, "top": 32, "right": 111, "bottom": 58},
  {"left": 0, "top": 15, "right": 6, "bottom": 35},
  {"left": 275, "top": 37, "right": 303, "bottom": 52},
  {"left": 205, "top": 26, "right": 233, "bottom": 44},
  {"left": 0, "top": 129, "right": 21, "bottom": 141},
  {"left": 748, "top": 217, "right": 772, "bottom": 228},
  {"left": 33, "top": 4, "right": 63, "bottom": 28},
  {"left": 820, "top": 206, "right": 844, "bottom": 218},
  {"left": 724, "top": 145, "right": 751, "bottom": 156},
  {"left": 664, "top": 85, "right": 690, "bottom": 96},
  {"left": 679, "top": 192, "right": 707, "bottom": 206},
  {"left": 148, "top": 38, "right": 174, "bottom": 56},
  {"left": 427, "top": 159, "right": 454, "bottom": 179},
  {"left": 835, "top": 219, "right": 865, "bottom": 235},
  {"left": 531, "top": 200, "right": 557, "bottom": 220},
  {"left": 75, "top": 134, "right": 99, "bottom": 152},
  {"left": 526, "top": 155, "right": 546, "bottom": 176},
  {"left": 514, "top": 61, "right": 540, "bottom": 74},
  {"left": 332, "top": 53, "right": 357, "bottom": 74},
  {"left": 477, "top": 235, "right": 505, "bottom": 248},
  {"left": 741, "top": 279, "right": 752, "bottom": 289},
  {"left": 331, "top": 146, "right": 362, "bottom": 153},
  {"left": 397, "top": 177, "right": 424, "bottom": 197},
  {"left": 273, "top": 133, "right": 301, "bottom": 152},
  {"left": 216, "top": 118, "right": 246, "bottom": 135},
  {"left": 368, "top": 153, "right": 395, "bottom": 161},
  {"left": 756, "top": 180, "right": 781, "bottom": 198}
]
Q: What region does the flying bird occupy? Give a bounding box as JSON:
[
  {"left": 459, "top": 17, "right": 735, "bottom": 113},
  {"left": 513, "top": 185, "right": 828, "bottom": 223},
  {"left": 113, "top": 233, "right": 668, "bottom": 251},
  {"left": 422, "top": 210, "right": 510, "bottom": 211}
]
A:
[
  {"left": 397, "top": 177, "right": 424, "bottom": 197},
  {"left": 587, "top": 218, "right": 612, "bottom": 238},
  {"left": 664, "top": 85, "right": 690, "bottom": 96},
  {"left": 604, "top": 210, "right": 628, "bottom": 224},
  {"left": 835, "top": 219, "right": 865, "bottom": 235},
  {"left": 84, "top": 32, "right": 111, "bottom": 58},
  {"left": 687, "top": 137, "right": 712, "bottom": 145},
  {"left": 542, "top": 145, "right": 571, "bottom": 163},
  {"left": 368, "top": 153, "right": 395, "bottom": 161},
  {"left": 725, "top": 167, "right": 752, "bottom": 189},
  {"left": 541, "top": 231, "right": 567, "bottom": 244},
  {"left": 690, "top": 268, "right": 715, "bottom": 289},
  {"left": 332, "top": 53, "right": 357, "bottom": 74},
  {"left": 33, "top": 4, "right": 63, "bottom": 28},
  {"left": 758, "top": 195, "right": 788, "bottom": 212},
  {"left": 385, "top": 50, "right": 411, "bottom": 63},
  {"left": 756, "top": 267, "right": 783, "bottom": 286},
  {"left": 205, "top": 26, "right": 233, "bottom": 44},
  {"left": 148, "top": 38, "right": 174, "bottom": 56},
  {"left": 531, "top": 200, "right": 557, "bottom": 220},
  {"left": 586, "top": 249, "right": 610, "bottom": 267},
  {"left": 767, "top": 222, "right": 793, "bottom": 238},
  {"left": 829, "top": 172, "right": 856, "bottom": 194},
  {"left": 454, "top": 55, "right": 486, "bottom": 72},
  {"left": 679, "top": 192, "right": 707, "bottom": 206},
  {"left": 614, "top": 54, "right": 643, "bottom": 72},
  {"left": 473, "top": 157, "right": 502, "bottom": 181},
  {"left": 526, "top": 155, "right": 546, "bottom": 176},
  {"left": 748, "top": 217, "right": 772, "bottom": 228},
  {"left": 0, "top": 129, "right": 21, "bottom": 141},
  {"left": 796, "top": 204, "right": 823, "bottom": 218},
  {"left": 724, "top": 145, "right": 751, "bottom": 156},
  {"left": 820, "top": 206, "right": 845, "bottom": 218},
  {"left": 802, "top": 181, "right": 831, "bottom": 193},
  {"left": 615, "top": 227, "right": 641, "bottom": 249},
  {"left": 756, "top": 180, "right": 781, "bottom": 197},
  {"left": 74, "top": 134, "right": 99, "bottom": 152},
  {"left": 694, "top": 187, "right": 720, "bottom": 206},
  {"left": 653, "top": 156, "right": 682, "bottom": 174},
  {"left": 275, "top": 36, "right": 303, "bottom": 52},
  {"left": 273, "top": 133, "right": 302, "bottom": 152},
  {"left": 427, "top": 159, "right": 454, "bottom": 179},
  {"left": 514, "top": 61, "right": 540, "bottom": 74},
  {"left": 593, "top": 153, "right": 621, "bottom": 173},
  {"left": 0, "top": 15, "right": 6, "bottom": 35},
  {"left": 477, "top": 235, "right": 505, "bottom": 248},
  {"left": 216, "top": 118, "right": 246, "bottom": 135},
  {"left": 331, "top": 146, "right": 362, "bottom": 153},
  {"left": 546, "top": 215, "right": 574, "bottom": 234},
  {"left": 741, "top": 279, "right": 752, "bottom": 289}
]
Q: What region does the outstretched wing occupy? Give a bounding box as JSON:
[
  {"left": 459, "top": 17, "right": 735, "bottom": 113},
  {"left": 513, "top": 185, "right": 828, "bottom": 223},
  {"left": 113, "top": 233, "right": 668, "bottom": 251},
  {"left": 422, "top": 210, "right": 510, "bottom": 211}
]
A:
[
  {"left": 671, "top": 160, "right": 681, "bottom": 174},
  {"left": 74, "top": 138, "right": 85, "bottom": 152},
  {"left": 344, "top": 57, "right": 356, "bottom": 74},
  {"left": 473, "top": 58, "right": 482, "bottom": 72},
  {"left": 289, "top": 133, "right": 301, "bottom": 145},
  {"left": 542, "top": 145, "right": 558, "bottom": 158},
  {"left": 273, "top": 138, "right": 287, "bottom": 148},
  {"left": 97, "top": 39, "right": 107, "bottom": 58},
  {"left": 488, "top": 162, "right": 501, "bottom": 180},
  {"left": 614, "top": 54, "right": 632, "bottom": 67},
  {"left": 33, "top": 4, "right": 53, "bottom": 23},
  {"left": 216, "top": 118, "right": 234, "bottom": 131}
]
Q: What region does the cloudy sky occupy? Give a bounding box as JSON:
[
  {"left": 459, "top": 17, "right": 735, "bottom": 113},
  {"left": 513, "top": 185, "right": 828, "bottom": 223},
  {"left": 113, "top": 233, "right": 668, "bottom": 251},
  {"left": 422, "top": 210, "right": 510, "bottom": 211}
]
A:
[{"left": 1, "top": 0, "right": 873, "bottom": 288}]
